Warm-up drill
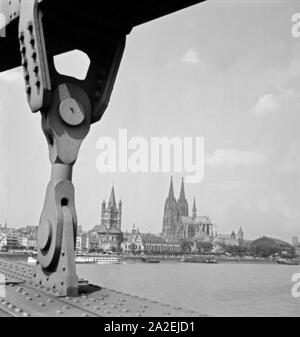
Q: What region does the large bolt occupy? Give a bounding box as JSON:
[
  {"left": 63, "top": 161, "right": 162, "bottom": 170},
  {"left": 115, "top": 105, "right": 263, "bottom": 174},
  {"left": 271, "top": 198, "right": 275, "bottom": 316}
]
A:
[{"left": 59, "top": 98, "right": 85, "bottom": 126}]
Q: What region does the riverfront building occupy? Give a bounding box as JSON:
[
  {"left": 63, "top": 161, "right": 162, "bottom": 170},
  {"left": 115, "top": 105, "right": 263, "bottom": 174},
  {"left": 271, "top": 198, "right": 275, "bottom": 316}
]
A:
[
  {"left": 121, "top": 224, "right": 181, "bottom": 254},
  {"left": 250, "top": 236, "right": 295, "bottom": 256}
]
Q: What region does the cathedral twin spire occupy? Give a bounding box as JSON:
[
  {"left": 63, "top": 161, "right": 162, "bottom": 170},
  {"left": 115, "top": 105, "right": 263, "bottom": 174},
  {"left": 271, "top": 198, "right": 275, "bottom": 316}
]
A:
[
  {"left": 162, "top": 177, "right": 197, "bottom": 237},
  {"left": 168, "top": 176, "right": 176, "bottom": 200},
  {"left": 177, "top": 177, "right": 189, "bottom": 217},
  {"left": 165, "top": 177, "right": 192, "bottom": 217}
]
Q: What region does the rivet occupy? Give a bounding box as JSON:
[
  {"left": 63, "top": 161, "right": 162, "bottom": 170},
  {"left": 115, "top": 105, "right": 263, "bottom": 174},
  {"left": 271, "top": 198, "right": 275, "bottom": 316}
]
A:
[
  {"left": 56, "top": 310, "right": 63, "bottom": 315},
  {"left": 38, "top": 302, "right": 45, "bottom": 307},
  {"left": 27, "top": 24, "right": 33, "bottom": 34},
  {"left": 81, "top": 313, "right": 89, "bottom": 317}
]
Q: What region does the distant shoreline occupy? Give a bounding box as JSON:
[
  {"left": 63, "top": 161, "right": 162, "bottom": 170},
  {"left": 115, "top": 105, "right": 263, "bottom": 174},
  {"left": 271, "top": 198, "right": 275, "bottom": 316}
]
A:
[
  {"left": 1, "top": 252, "right": 298, "bottom": 266},
  {"left": 123, "top": 255, "right": 285, "bottom": 265}
]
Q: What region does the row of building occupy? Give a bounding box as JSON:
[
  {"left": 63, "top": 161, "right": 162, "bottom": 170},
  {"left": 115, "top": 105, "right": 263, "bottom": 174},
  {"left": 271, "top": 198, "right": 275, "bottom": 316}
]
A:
[
  {"left": 1, "top": 178, "right": 296, "bottom": 258},
  {"left": 0, "top": 182, "right": 249, "bottom": 254},
  {"left": 0, "top": 224, "right": 37, "bottom": 250}
]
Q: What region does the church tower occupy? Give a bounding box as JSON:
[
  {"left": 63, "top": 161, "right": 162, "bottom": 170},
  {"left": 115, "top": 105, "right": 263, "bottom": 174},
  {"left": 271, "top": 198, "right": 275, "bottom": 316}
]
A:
[
  {"left": 101, "top": 186, "right": 121, "bottom": 231},
  {"left": 177, "top": 178, "right": 189, "bottom": 218},
  {"left": 117, "top": 199, "right": 122, "bottom": 230},
  {"left": 192, "top": 197, "right": 197, "bottom": 219},
  {"left": 162, "top": 177, "right": 178, "bottom": 239},
  {"left": 238, "top": 227, "right": 244, "bottom": 246}
]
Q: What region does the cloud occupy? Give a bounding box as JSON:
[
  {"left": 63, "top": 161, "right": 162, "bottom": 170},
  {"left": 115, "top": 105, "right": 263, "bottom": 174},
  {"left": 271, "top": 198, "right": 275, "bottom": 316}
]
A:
[
  {"left": 181, "top": 48, "right": 202, "bottom": 65},
  {"left": 278, "top": 143, "right": 300, "bottom": 174},
  {"left": 252, "top": 94, "right": 279, "bottom": 115},
  {"left": 252, "top": 89, "right": 300, "bottom": 116},
  {"left": 206, "top": 148, "right": 267, "bottom": 168}
]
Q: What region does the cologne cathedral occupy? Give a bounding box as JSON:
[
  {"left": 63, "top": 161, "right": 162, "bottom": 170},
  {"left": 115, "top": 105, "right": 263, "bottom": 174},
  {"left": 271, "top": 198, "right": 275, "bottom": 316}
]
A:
[{"left": 162, "top": 177, "right": 214, "bottom": 241}]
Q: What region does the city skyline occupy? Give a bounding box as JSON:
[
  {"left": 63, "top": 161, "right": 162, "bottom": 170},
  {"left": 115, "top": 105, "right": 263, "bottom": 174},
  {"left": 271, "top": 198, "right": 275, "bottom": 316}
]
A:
[
  {"left": 0, "top": 1, "right": 299, "bottom": 241},
  {"left": 0, "top": 174, "right": 296, "bottom": 245}
]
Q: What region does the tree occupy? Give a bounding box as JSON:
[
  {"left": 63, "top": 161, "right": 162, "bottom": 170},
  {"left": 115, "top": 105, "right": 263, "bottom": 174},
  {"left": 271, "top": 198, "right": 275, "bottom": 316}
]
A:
[
  {"left": 180, "top": 240, "right": 192, "bottom": 253},
  {"left": 225, "top": 245, "right": 248, "bottom": 256},
  {"left": 196, "top": 241, "right": 213, "bottom": 254}
]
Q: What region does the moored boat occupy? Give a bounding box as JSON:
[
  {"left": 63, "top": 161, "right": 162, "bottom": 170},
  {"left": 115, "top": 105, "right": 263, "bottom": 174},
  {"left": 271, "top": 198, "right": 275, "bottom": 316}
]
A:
[
  {"left": 180, "top": 256, "right": 218, "bottom": 264},
  {"left": 276, "top": 258, "right": 299, "bottom": 265},
  {"left": 96, "top": 255, "right": 123, "bottom": 264},
  {"left": 141, "top": 257, "right": 160, "bottom": 263},
  {"left": 75, "top": 254, "right": 124, "bottom": 264}
]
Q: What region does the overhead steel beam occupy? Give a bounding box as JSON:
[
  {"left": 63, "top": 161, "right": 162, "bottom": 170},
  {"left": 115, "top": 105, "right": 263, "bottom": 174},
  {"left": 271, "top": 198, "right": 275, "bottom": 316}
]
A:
[{"left": 0, "top": 0, "right": 206, "bottom": 72}]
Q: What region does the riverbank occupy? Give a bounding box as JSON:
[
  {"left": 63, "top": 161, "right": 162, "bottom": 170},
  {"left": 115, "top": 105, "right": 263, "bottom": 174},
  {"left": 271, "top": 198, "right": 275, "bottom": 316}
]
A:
[
  {"left": 1, "top": 251, "right": 297, "bottom": 265},
  {"left": 122, "top": 254, "right": 285, "bottom": 264}
]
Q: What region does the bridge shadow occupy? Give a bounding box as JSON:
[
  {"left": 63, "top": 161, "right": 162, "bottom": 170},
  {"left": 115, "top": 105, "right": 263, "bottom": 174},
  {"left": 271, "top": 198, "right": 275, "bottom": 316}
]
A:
[{"left": 78, "top": 283, "right": 102, "bottom": 296}]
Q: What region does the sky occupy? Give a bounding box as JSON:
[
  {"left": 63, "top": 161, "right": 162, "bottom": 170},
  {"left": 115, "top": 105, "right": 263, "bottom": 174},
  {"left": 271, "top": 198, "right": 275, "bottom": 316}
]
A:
[{"left": 0, "top": 0, "right": 299, "bottom": 242}]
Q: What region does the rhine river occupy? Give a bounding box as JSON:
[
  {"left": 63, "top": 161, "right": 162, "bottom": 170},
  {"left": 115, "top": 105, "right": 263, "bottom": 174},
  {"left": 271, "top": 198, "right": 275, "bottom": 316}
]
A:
[{"left": 77, "top": 261, "right": 300, "bottom": 317}]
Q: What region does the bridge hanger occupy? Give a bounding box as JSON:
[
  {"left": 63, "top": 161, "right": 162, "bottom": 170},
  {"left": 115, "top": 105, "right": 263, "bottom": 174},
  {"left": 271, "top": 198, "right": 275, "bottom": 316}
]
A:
[{"left": 18, "top": 0, "right": 126, "bottom": 296}]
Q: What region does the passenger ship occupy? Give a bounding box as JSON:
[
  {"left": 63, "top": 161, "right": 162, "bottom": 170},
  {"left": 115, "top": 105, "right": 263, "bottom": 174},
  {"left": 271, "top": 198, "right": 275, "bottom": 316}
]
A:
[{"left": 75, "top": 254, "right": 124, "bottom": 264}]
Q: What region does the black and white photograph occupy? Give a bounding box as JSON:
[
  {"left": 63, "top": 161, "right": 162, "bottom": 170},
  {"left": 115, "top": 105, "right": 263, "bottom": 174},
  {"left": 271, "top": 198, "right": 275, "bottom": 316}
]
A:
[{"left": 0, "top": 0, "right": 299, "bottom": 322}]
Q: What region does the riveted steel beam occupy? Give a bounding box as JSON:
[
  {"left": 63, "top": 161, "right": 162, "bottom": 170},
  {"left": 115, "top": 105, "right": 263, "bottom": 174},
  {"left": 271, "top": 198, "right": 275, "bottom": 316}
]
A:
[{"left": 0, "top": 258, "right": 206, "bottom": 317}]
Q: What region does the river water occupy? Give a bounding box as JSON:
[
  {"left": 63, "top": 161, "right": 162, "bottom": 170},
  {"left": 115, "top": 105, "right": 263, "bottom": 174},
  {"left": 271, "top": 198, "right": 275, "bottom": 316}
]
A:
[{"left": 77, "top": 261, "right": 300, "bottom": 317}]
